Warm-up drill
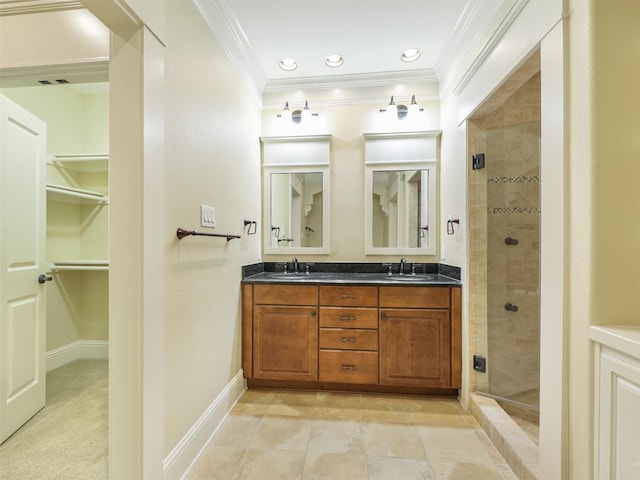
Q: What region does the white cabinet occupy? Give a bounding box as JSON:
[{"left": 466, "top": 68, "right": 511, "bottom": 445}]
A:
[{"left": 590, "top": 326, "right": 640, "bottom": 480}]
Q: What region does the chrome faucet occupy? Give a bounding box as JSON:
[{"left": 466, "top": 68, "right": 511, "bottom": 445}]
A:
[
  {"left": 399, "top": 257, "right": 407, "bottom": 275},
  {"left": 292, "top": 257, "right": 299, "bottom": 274}
]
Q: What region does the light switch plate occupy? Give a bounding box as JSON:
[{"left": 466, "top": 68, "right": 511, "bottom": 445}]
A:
[{"left": 201, "top": 205, "right": 216, "bottom": 228}]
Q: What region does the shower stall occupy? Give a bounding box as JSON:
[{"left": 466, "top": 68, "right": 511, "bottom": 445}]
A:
[{"left": 468, "top": 70, "right": 541, "bottom": 441}]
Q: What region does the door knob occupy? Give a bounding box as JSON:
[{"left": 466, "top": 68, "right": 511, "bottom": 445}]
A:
[{"left": 38, "top": 274, "right": 52, "bottom": 284}]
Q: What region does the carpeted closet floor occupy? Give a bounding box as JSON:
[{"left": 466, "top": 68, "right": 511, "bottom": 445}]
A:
[{"left": 0, "top": 359, "right": 108, "bottom": 480}]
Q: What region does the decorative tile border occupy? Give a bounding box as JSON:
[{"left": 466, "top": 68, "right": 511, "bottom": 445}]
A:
[
  {"left": 487, "top": 207, "right": 541, "bottom": 214},
  {"left": 488, "top": 175, "right": 540, "bottom": 184}
]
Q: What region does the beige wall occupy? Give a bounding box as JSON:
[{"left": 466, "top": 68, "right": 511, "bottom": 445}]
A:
[
  {"left": 0, "top": 9, "right": 109, "bottom": 69},
  {"left": 162, "top": 0, "right": 261, "bottom": 455},
  {"left": 591, "top": 1, "right": 640, "bottom": 326},
  {"left": 566, "top": 1, "right": 640, "bottom": 478},
  {"left": 0, "top": 86, "right": 107, "bottom": 154},
  {"left": 262, "top": 85, "right": 441, "bottom": 263}
]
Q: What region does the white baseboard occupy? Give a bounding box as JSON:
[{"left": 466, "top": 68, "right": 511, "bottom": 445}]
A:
[
  {"left": 163, "top": 370, "right": 247, "bottom": 480},
  {"left": 46, "top": 340, "right": 109, "bottom": 371}
]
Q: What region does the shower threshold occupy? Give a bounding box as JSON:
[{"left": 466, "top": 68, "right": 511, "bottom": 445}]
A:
[
  {"left": 470, "top": 392, "right": 539, "bottom": 479},
  {"left": 476, "top": 391, "right": 539, "bottom": 445}
]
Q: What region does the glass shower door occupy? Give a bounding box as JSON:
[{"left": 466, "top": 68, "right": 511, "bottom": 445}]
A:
[{"left": 478, "top": 120, "right": 541, "bottom": 411}]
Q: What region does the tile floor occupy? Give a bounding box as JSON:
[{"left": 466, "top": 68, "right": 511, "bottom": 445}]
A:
[{"left": 187, "top": 390, "right": 518, "bottom": 480}]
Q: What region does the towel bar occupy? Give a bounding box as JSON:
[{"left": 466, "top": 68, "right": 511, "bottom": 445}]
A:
[{"left": 176, "top": 228, "right": 241, "bottom": 242}]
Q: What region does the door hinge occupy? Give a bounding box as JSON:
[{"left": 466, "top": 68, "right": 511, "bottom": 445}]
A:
[{"left": 473, "top": 355, "right": 486, "bottom": 373}]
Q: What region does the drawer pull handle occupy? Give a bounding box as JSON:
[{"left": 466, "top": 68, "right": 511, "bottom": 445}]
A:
[
  {"left": 340, "top": 337, "right": 356, "bottom": 343},
  {"left": 340, "top": 364, "right": 357, "bottom": 371},
  {"left": 340, "top": 294, "right": 357, "bottom": 299},
  {"left": 340, "top": 316, "right": 357, "bottom": 321}
]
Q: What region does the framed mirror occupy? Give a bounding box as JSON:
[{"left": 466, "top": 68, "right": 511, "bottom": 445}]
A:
[
  {"left": 261, "top": 135, "right": 331, "bottom": 255},
  {"left": 364, "top": 131, "right": 439, "bottom": 255}
]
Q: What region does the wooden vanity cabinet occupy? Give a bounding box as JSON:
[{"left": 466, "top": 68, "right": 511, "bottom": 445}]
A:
[
  {"left": 379, "top": 286, "right": 461, "bottom": 388},
  {"left": 248, "top": 284, "right": 319, "bottom": 381},
  {"left": 243, "top": 282, "right": 462, "bottom": 392}
]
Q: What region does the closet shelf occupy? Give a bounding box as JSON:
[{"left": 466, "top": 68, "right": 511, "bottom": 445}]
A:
[
  {"left": 48, "top": 154, "right": 108, "bottom": 173},
  {"left": 50, "top": 260, "right": 109, "bottom": 272},
  {"left": 47, "top": 184, "right": 109, "bottom": 204}
]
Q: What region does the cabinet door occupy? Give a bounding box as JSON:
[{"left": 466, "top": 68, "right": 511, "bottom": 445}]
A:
[
  {"left": 379, "top": 309, "right": 451, "bottom": 387},
  {"left": 597, "top": 352, "right": 640, "bottom": 480},
  {"left": 253, "top": 305, "right": 318, "bottom": 381}
]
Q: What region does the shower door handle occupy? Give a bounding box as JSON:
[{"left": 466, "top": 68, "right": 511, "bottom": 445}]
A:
[{"left": 504, "top": 303, "right": 519, "bottom": 312}]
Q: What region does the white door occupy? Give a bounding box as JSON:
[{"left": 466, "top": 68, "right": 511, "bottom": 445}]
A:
[{"left": 0, "top": 94, "right": 47, "bottom": 444}]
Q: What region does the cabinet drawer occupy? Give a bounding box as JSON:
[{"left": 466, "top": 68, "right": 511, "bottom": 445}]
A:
[
  {"left": 319, "top": 328, "right": 378, "bottom": 351},
  {"left": 319, "top": 350, "right": 378, "bottom": 384},
  {"left": 254, "top": 284, "right": 318, "bottom": 305},
  {"left": 319, "top": 286, "right": 378, "bottom": 307},
  {"left": 379, "top": 286, "right": 450, "bottom": 309},
  {"left": 319, "top": 307, "right": 378, "bottom": 329}
]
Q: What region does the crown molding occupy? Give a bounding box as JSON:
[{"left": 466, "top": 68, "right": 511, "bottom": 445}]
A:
[
  {"left": 451, "top": 0, "right": 529, "bottom": 95},
  {"left": 264, "top": 69, "right": 439, "bottom": 94},
  {"left": 434, "top": 0, "right": 485, "bottom": 79},
  {"left": 0, "top": 60, "right": 109, "bottom": 87},
  {"left": 0, "top": 0, "right": 82, "bottom": 16},
  {"left": 193, "top": 0, "right": 266, "bottom": 105}
]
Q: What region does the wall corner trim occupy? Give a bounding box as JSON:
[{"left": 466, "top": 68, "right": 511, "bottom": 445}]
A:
[
  {"left": 162, "top": 370, "right": 247, "bottom": 480},
  {"left": 452, "top": 0, "right": 529, "bottom": 96}
]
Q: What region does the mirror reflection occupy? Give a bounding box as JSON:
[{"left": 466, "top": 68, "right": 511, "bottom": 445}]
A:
[
  {"left": 270, "top": 172, "right": 323, "bottom": 249},
  {"left": 372, "top": 169, "right": 430, "bottom": 248}
]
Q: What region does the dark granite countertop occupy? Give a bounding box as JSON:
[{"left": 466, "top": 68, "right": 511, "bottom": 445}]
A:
[
  {"left": 242, "top": 262, "right": 461, "bottom": 286},
  {"left": 243, "top": 271, "right": 461, "bottom": 286}
]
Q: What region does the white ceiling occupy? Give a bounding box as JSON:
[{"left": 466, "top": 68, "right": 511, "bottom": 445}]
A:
[
  {"left": 0, "top": 0, "right": 509, "bottom": 96},
  {"left": 209, "top": 0, "right": 506, "bottom": 89}
]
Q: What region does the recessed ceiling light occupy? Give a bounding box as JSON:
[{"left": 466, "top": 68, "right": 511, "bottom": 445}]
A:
[
  {"left": 325, "top": 54, "right": 344, "bottom": 68},
  {"left": 279, "top": 58, "right": 297, "bottom": 71},
  {"left": 401, "top": 48, "right": 421, "bottom": 63}
]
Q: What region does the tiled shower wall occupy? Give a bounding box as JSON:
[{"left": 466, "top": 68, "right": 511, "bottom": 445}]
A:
[{"left": 468, "top": 71, "right": 541, "bottom": 404}]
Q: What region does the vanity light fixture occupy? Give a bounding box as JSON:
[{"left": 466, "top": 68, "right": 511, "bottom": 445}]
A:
[
  {"left": 380, "top": 96, "right": 398, "bottom": 117},
  {"left": 325, "top": 54, "right": 344, "bottom": 68},
  {"left": 279, "top": 58, "right": 298, "bottom": 71},
  {"left": 279, "top": 101, "right": 292, "bottom": 121},
  {"left": 409, "top": 95, "right": 424, "bottom": 113},
  {"left": 301, "top": 101, "right": 313, "bottom": 121},
  {"left": 401, "top": 48, "right": 421, "bottom": 63},
  {"left": 277, "top": 100, "right": 318, "bottom": 124},
  {"left": 379, "top": 95, "right": 423, "bottom": 119}
]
